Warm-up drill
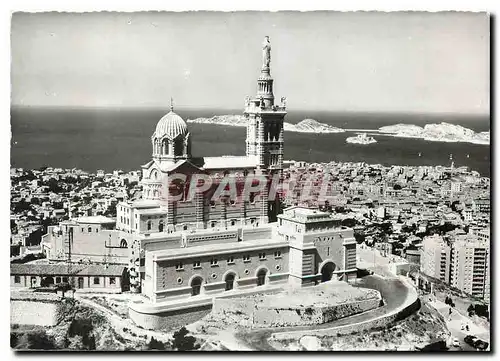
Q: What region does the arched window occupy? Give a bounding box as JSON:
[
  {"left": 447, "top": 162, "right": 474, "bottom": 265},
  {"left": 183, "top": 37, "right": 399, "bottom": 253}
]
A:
[
  {"left": 191, "top": 277, "right": 203, "bottom": 296},
  {"left": 174, "top": 138, "right": 184, "bottom": 156},
  {"left": 225, "top": 273, "right": 236, "bottom": 291},
  {"left": 147, "top": 221, "right": 152, "bottom": 231},
  {"left": 120, "top": 239, "right": 127, "bottom": 248},
  {"left": 159, "top": 220, "right": 164, "bottom": 232},
  {"left": 257, "top": 269, "right": 267, "bottom": 286}
]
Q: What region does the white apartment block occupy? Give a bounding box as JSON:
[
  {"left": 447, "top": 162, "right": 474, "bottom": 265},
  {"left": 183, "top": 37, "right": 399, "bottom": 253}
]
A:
[
  {"left": 420, "top": 235, "right": 450, "bottom": 282},
  {"left": 450, "top": 235, "right": 490, "bottom": 301}
]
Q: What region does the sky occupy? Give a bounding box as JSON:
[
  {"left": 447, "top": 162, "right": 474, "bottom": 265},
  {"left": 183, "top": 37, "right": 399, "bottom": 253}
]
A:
[{"left": 11, "top": 11, "right": 490, "bottom": 114}]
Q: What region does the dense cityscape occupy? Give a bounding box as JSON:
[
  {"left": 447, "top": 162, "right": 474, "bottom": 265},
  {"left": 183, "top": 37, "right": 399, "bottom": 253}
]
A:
[
  {"left": 10, "top": 12, "right": 490, "bottom": 353},
  {"left": 10, "top": 158, "right": 491, "bottom": 351}
]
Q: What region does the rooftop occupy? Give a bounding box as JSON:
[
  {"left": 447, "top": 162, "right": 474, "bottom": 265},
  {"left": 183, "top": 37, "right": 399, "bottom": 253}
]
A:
[
  {"left": 11, "top": 263, "right": 125, "bottom": 276},
  {"left": 151, "top": 238, "right": 287, "bottom": 261},
  {"left": 74, "top": 215, "right": 116, "bottom": 224},
  {"left": 201, "top": 155, "right": 258, "bottom": 170}
]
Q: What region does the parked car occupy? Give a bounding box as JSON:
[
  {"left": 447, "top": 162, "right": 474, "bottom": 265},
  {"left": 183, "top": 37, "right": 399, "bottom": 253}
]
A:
[
  {"left": 452, "top": 338, "right": 460, "bottom": 347},
  {"left": 474, "top": 339, "right": 489, "bottom": 351},
  {"left": 464, "top": 335, "right": 489, "bottom": 351},
  {"left": 464, "top": 335, "right": 477, "bottom": 346}
]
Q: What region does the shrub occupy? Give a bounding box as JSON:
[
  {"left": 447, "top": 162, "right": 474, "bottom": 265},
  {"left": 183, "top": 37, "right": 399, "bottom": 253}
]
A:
[
  {"left": 67, "top": 318, "right": 96, "bottom": 350},
  {"left": 10, "top": 333, "right": 18, "bottom": 348},
  {"left": 172, "top": 327, "right": 199, "bottom": 351},
  {"left": 148, "top": 337, "right": 166, "bottom": 351},
  {"left": 25, "top": 330, "right": 56, "bottom": 350}
]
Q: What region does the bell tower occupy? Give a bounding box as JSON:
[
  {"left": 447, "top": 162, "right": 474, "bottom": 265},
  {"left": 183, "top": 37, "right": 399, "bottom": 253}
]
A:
[{"left": 245, "top": 36, "right": 287, "bottom": 223}]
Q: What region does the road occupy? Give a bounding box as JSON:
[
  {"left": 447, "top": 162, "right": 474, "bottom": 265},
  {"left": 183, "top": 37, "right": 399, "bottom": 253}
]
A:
[
  {"left": 75, "top": 294, "right": 171, "bottom": 344},
  {"left": 428, "top": 298, "right": 489, "bottom": 352},
  {"left": 231, "top": 275, "right": 414, "bottom": 351}
]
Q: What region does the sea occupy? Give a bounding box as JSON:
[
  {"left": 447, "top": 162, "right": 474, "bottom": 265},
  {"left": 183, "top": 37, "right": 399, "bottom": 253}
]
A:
[{"left": 10, "top": 107, "right": 491, "bottom": 177}]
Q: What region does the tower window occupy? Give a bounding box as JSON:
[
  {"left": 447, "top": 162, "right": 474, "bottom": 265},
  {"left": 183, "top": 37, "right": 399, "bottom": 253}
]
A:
[
  {"left": 243, "top": 255, "right": 251, "bottom": 262},
  {"left": 227, "top": 256, "right": 235, "bottom": 264},
  {"left": 274, "top": 250, "right": 282, "bottom": 258},
  {"left": 259, "top": 252, "right": 266, "bottom": 260},
  {"left": 193, "top": 260, "right": 201, "bottom": 268},
  {"left": 175, "top": 262, "right": 184, "bottom": 270},
  {"left": 210, "top": 258, "right": 218, "bottom": 266}
]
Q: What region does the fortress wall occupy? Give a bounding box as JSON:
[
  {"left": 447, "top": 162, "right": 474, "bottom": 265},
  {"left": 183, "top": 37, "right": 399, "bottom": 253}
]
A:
[
  {"left": 211, "top": 298, "right": 255, "bottom": 326},
  {"left": 270, "top": 278, "right": 420, "bottom": 341},
  {"left": 210, "top": 290, "right": 381, "bottom": 328}
]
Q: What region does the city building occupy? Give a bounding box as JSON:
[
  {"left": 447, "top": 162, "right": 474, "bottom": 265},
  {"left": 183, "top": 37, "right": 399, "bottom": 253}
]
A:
[
  {"left": 450, "top": 235, "right": 490, "bottom": 301},
  {"left": 126, "top": 39, "right": 358, "bottom": 329},
  {"left": 10, "top": 263, "right": 127, "bottom": 293},
  {"left": 420, "top": 235, "right": 451, "bottom": 282},
  {"left": 420, "top": 231, "right": 490, "bottom": 301},
  {"left": 41, "top": 216, "right": 129, "bottom": 264}
]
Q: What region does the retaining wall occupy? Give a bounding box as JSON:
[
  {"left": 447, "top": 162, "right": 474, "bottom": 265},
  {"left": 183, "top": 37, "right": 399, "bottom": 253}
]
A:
[
  {"left": 211, "top": 292, "right": 381, "bottom": 328},
  {"left": 129, "top": 304, "right": 212, "bottom": 331},
  {"left": 11, "top": 300, "right": 60, "bottom": 326}
]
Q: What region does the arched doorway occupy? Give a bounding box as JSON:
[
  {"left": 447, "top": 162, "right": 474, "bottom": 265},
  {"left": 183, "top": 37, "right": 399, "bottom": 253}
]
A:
[
  {"left": 159, "top": 221, "right": 164, "bottom": 232},
  {"left": 191, "top": 276, "right": 203, "bottom": 296},
  {"left": 321, "top": 262, "right": 336, "bottom": 282},
  {"left": 225, "top": 273, "right": 235, "bottom": 291},
  {"left": 77, "top": 277, "right": 84, "bottom": 289},
  {"left": 257, "top": 269, "right": 267, "bottom": 286}
]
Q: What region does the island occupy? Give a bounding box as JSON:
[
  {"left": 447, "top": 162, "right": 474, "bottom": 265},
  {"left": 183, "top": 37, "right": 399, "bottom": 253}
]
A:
[
  {"left": 187, "top": 116, "right": 345, "bottom": 134},
  {"left": 346, "top": 133, "right": 377, "bottom": 145},
  {"left": 379, "top": 122, "right": 490, "bottom": 145}
]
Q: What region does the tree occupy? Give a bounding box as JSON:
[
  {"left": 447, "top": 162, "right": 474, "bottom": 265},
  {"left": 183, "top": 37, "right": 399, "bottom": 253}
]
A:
[
  {"left": 451, "top": 200, "right": 461, "bottom": 212},
  {"left": 147, "top": 337, "right": 166, "bottom": 350},
  {"left": 16, "top": 330, "right": 56, "bottom": 350},
  {"left": 467, "top": 304, "right": 475, "bottom": 317},
  {"left": 10, "top": 219, "right": 17, "bottom": 232},
  {"left": 341, "top": 218, "right": 358, "bottom": 228},
  {"left": 354, "top": 233, "right": 365, "bottom": 244},
  {"left": 47, "top": 178, "right": 63, "bottom": 193},
  {"left": 474, "top": 304, "right": 489, "bottom": 320},
  {"left": 67, "top": 318, "right": 96, "bottom": 350},
  {"left": 172, "top": 327, "right": 199, "bottom": 351}
]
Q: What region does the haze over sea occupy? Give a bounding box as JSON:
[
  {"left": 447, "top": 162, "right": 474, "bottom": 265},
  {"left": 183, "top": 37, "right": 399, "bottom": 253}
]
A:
[{"left": 10, "top": 107, "right": 490, "bottom": 177}]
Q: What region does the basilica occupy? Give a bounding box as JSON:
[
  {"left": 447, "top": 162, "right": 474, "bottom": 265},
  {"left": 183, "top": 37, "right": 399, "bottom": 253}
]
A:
[
  {"left": 120, "top": 38, "right": 358, "bottom": 329},
  {"left": 38, "top": 38, "right": 358, "bottom": 330}
]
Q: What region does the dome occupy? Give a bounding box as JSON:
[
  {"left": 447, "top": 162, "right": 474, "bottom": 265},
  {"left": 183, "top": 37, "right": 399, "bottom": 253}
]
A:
[{"left": 154, "top": 111, "right": 188, "bottom": 139}]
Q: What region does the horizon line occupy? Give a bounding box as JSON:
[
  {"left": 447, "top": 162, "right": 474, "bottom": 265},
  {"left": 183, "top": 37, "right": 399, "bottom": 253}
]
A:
[{"left": 10, "top": 104, "right": 490, "bottom": 118}]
